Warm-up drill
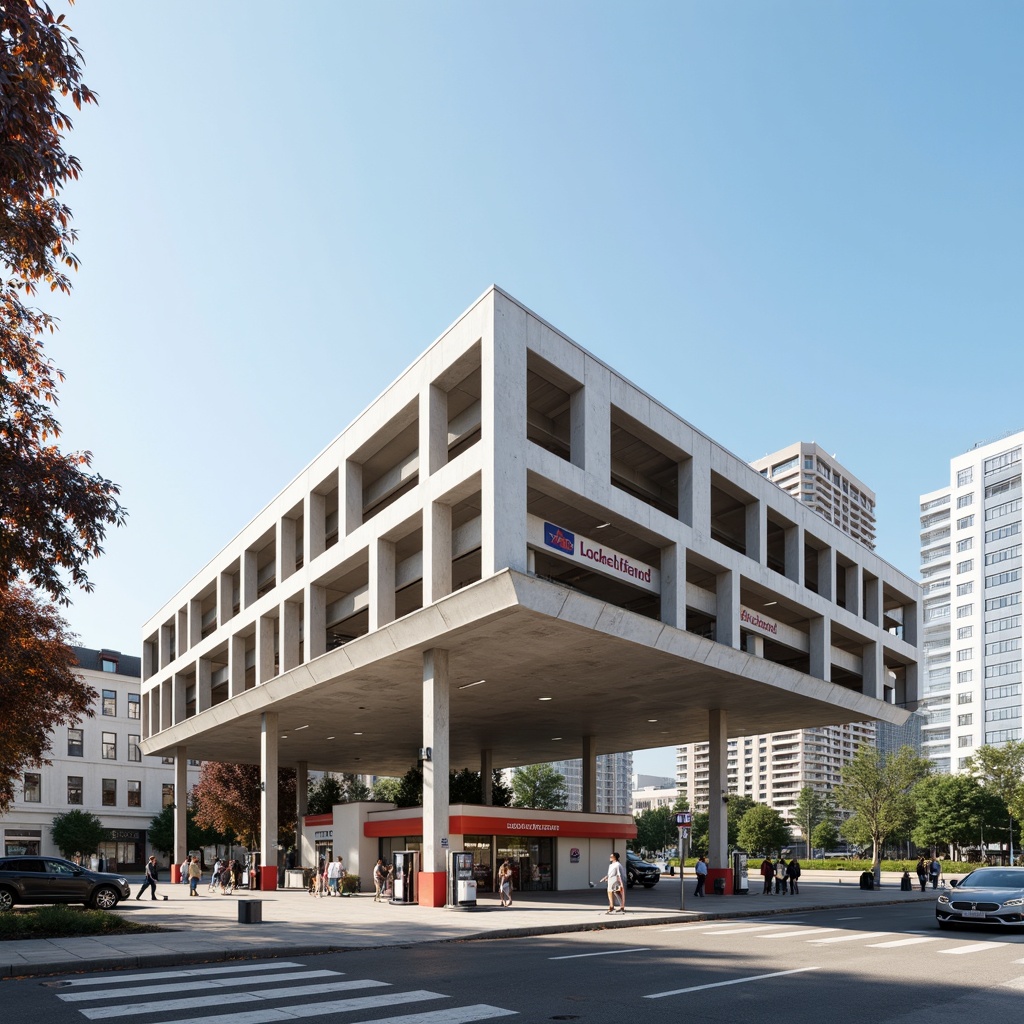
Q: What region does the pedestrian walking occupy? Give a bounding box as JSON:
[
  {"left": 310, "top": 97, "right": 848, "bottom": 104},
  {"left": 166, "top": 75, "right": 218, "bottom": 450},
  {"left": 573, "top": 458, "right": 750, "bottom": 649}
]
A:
[
  {"left": 373, "top": 858, "right": 387, "bottom": 901},
  {"left": 759, "top": 856, "right": 774, "bottom": 894},
  {"left": 787, "top": 857, "right": 801, "bottom": 895},
  {"left": 327, "top": 856, "right": 343, "bottom": 896},
  {"left": 599, "top": 852, "right": 626, "bottom": 913},
  {"left": 180, "top": 854, "right": 190, "bottom": 884},
  {"left": 208, "top": 858, "right": 223, "bottom": 893},
  {"left": 929, "top": 855, "right": 942, "bottom": 889},
  {"left": 188, "top": 856, "right": 202, "bottom": 896},
  {"left": 497, "top": 859, "right": 513, "bottom": 907},
  {"left": 916, "top": 856, "right": 928, "bottom": 892},
  {"left": 136, "top": 855, "right": 160, "bottom": 901},
  {"left": 693, "top": 855, "right": 708, "bottom": 897}
]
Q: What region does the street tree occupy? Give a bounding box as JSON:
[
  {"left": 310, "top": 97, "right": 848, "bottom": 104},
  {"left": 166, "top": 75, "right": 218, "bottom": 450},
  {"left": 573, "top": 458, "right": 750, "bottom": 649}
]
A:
[
  {"left": 811, "top": 819, "right": 840, "bottom": 855},
  {"left": 968, "top": 742, "right": 1024, "bottom": 862},
  {"left": 911, "top": 773, "right": 999, "bottom": 859},
  {"left": 372, "top": 777, "right": 402, "bottom": 803},
  {"left": 147, "top": 800, "right": 224, "bottom": 857},
  {"left": 50, "top": 808, "right": 105, "bottom": 858},
  {"left": 834, "top": 745, "right": 931, "bottom": 873},
  {"left": 727, "top": 794, "right": 757, "bottom": 847},
  {"left": 793, "top": 786, "right": 833, "bottom": 850},
  {"left": 736, "top": 804, "right": 791, "bottom": 857},
  {"left": 633, "top": 807, "right": 677, "bottom": 855},
  {"left": 689, "top": 812, "right": 709, "bottom": 856},
  {"left": 511, "top": 763, "right": 567, "bottom": 810},
  {"left": 191, "top": 762, "right": 297, "bottom": 850},
  {"left": 1, "top": 1, "right": 126, "bottom": 810},
  {"left": 307, "top": 774, "right": 345, "bottom": 815},
  {"left": 449, "top": 768, "right": 512, "bottom": 806},
  {"left": 671, "top": 793, "right": 691, "bottom": 813}
]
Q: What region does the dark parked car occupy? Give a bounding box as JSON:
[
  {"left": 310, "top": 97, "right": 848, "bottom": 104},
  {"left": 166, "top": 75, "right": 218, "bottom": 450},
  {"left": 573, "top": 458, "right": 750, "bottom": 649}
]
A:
[
  {"left": 936, "top": 866, "right": 1024, "bottom": 929},
  {"left": 0, "top": 856, "right": 131, "bottom": 911},
  {"left": 626, "top": 851, "right": 661, "bottom": 888}
]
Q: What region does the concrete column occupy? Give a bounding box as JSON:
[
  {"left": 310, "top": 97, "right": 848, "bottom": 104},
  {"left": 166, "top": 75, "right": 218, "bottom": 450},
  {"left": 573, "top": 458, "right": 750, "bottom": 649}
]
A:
[
  {"left": 582, "top": 735, "right": 598, "bottom": 814},
  {"left": 660, "top": 543, "right": 686, "bottom": 629},
  {"left": 369, "top": 539, "right": 396, "bottom": 631},
  {"left": 159, "top": 680, "right": 171, "bottom": 732},
  {"left": 423, "top": 501, "right": 453, "bottom": 606},
  {"left": 142, "top": 691, "right": 151, "bottom": 739},
  {"left": 257, "top": 614, "right": 276, "bottom": 684},
  {"left": 159, "top": 622, "right": 173, "bottom": 669},
  {"left": 295, "top": 761, "right": 309, "bottom": 866},
  {"left": 810, "top": 615, "right": 832, "bottom": 682},
  {"left": 143, "top": 642, "right": 156, "bottom": 681},
  {"left": 172, "top": 671, "right": 188, "bottom": 724},
  {"left": 228, "top": 634, "right": 246, "bottom": 697},
  {"left": 570, "top": 363, "right": 610, "bottom": 478},
  {"left": 173, "top": 746, "right": 188, "bottom": 867},
  {"left": 745, "top": 500, "right": 766, "bottom": 565},
  {"left": 218, "top": 570, "right": 234, "bottom": 626},
  {"left": 177, "top": 608, "right": 189, "bottom": 655},
  {"left": 745, "top": 634, "right": 765, "bottom": 657},
  {"left": 344, "top": 460, "right": 363, "bottom": 536},
  {"left": 903, "top": 596, "right": 921, "bottom": 647},
  {"left": 188, "top": 599, "right": 202, "bottom": 647},
  {"left": 862, "top": 641, "right": 884, "bottom": 700},
  {"left": 846, "top": 563, "right": 863, "bottom": 617},
  {"left": 679, "top": 454, "right": 711, "bottom": 533},
  {"left": 817, "top": 546, "right": 836, "bottom": 602},
  {"left": 864, "top": 575, "right": 883, "bottom": 627},
  {"left": 715, "top": 569, "right": 741, "bottom": 649},
  {"left": 278, "top": 516, "right": 297, "bottom": 583},
  {"left": 242, "top": 549, "right": 258, "bottom": 608},
  {"left": 281, "top": 600, "right": 301, "bottom": 672},
  {"left": 420, "top": 382, "right": 449, "bottom": 480},
  {"left": 784, "top": 525, "right": 805, "bottom": 584},
  {"left": 196, "top": 657, "right": 212, "bottom": 713},
  {"left": 421, "top": 649, "right": 450, "bottom": 906},
  {"left": 304, "top": 583, "right": 327, "bottom": 662},
  {"left": 306, "top": 491, "right": 326, "bottom": 566},
  {"left": 260, "top": 712, "right": 279, "bottom": 890},
  {"left": 707, "top": 710, "right": 728, "bottom": 869},
  {"left": 480, "top": 749, "right": 493, "bottom": 805}
]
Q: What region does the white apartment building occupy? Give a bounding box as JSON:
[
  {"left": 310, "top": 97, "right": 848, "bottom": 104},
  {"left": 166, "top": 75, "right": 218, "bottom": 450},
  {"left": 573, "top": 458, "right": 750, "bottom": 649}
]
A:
[
  {"left": 632, "top": 775, "right": 678, "bottom": 813},
  {"left": 678, "top": 445, "right": 884, "bottom": 827},
  {"left": 550, "top": 752, "right": 633, "bottom": 814},
  {"left": 138, "top": 286, "right": 919, "bottom": 903},
  {"left": 1, "top": 648, "right": 201, "bottom": 869},
  {"left": 920, "top": 431, "right": 1024, "bottom": 772}
]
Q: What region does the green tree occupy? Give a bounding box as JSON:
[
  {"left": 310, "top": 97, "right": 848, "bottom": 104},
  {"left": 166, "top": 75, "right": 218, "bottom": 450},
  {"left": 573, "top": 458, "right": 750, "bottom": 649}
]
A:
[
  {"left": 792, "top": 786, "right": 832, "bottom": 851},
  {"left": 510, "top": 763, "right": 567, "bottom": 810},
  {"left": 192, "top": 762, "right": 297, "bottom": 849},
  {"left": 0, "top": 1, "right": 126, "bottom": 813},
  {"left": 726, "top": 795, "right": 757, "bottom": 847},
  {"left": 449, "top": 768, "right": 512, "bottom": 806},
  {"left": 633, "top": 807, "right": 677, "bottom": 855},
  {"left": 307, "top": 774, "right": 345, "bottom": 815},
  {"left": 736, "top": 804, "right": 791, "bottom": 857},
  {"left": 50, "top": 809, "right": 105, "bottom": 858},
  {"left": 834, "top": 745, "right": 931, "bottom": 873},
  {"left": 911, "top": 773, "right": 997, "bottom": 858},
  {"left": 689, "top": 812, "right": 709, "bottom": 857},
  {"left": 372, "top": 777, "right": 402, "bottom": 803},
  {"left": 337, "top": 772, "right": 371, "bottom": 802},
  {"left": 969, "top": 742, "right": 1024, "bottom": 862},
  {"left": 147, "top": 801, "right": 224, "bottom": 857},
  {"left": 671, "top": 793, "right": 690, "bottom": 813},
  {"left": 811, "top": 819, "right": 840, "bottom": 855}
]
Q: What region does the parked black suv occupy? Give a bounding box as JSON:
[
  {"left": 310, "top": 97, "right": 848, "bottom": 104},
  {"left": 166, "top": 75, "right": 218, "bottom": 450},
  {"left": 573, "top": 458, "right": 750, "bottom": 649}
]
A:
[
  {"left": 626, "top": 851, "right": 661, "bottom": 888},
  {"left": 0, "top": 856, "right": 131, "bottom": 911}
]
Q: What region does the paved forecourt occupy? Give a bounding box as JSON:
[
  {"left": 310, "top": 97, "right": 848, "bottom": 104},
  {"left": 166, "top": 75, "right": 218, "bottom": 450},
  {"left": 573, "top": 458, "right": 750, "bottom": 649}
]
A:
[{"left": 0, "top": 873, "right": 938, "bottom": 978}]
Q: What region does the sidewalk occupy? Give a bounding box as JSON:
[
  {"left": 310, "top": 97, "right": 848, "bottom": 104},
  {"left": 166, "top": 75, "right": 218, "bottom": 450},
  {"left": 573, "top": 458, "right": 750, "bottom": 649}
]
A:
[{"left": 0, "top": 871, "right": 940, "bottom": 979}]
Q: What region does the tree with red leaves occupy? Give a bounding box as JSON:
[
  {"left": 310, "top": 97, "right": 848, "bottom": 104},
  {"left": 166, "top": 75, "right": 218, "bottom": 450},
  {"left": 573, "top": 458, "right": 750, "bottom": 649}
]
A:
[{"left": 191, "top": 762, "right": 297, "bottom": 851}]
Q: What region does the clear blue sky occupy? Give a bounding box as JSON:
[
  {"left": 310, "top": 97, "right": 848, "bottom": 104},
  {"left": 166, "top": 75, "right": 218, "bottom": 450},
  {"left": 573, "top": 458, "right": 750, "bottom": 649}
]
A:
[{"left": 46, "top": 2, "right": 1023, "bottom": 779}]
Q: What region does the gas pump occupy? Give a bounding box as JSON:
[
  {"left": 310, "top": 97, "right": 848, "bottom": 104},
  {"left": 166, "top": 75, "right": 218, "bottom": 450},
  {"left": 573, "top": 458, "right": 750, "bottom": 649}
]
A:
[{"left": 449, "top": 851, "right": 477, "bottom": 907}]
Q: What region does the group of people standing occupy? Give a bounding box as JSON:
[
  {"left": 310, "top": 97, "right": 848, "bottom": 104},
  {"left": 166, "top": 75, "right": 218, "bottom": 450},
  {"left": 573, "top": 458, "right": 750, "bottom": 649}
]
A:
[
  {"left": 760, "top": 856, "right": 801, "bottom": 894},
  {"left": 310, "top": 855, "right": 351, "bottom": 897},
  {"left": 916, "top": 856, "right": 943, "bottom": 891}
]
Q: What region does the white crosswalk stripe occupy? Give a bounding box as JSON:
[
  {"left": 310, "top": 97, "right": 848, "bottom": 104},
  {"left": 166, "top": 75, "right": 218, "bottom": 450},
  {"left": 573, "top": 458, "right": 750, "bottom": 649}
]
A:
[
  {"left": 808, "top": 932, "right": 891, "bottom": 944},
  {"left": 867, "top": 937, "right": 941, "bottom": 948},
  {"left": 938, "top": 941, "right": 1007, "bottom": 955},
  {"left": 48, "top": 962, "right": 518, "bottom": 1024}
]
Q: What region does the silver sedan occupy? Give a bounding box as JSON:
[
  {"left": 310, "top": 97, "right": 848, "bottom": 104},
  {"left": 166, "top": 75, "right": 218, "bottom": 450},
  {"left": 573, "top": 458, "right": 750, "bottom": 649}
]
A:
[{"left": 936, "top": 866, "right": 1024, "bottom": 929}]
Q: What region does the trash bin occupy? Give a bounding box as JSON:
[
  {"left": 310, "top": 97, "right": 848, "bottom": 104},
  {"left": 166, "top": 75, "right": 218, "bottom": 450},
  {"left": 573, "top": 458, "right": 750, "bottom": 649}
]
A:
[
  {"left": 859, "top": 871, "right": 874, "bottom": 890},
  {"left": 900, "top": 872, "right": 912, "bottom": 892},
  {"left": 238, "top": 900, "right": 262, "bottom": 924},
  {"left": 713, "top": 877, "right": 726, "bottom": 895}
]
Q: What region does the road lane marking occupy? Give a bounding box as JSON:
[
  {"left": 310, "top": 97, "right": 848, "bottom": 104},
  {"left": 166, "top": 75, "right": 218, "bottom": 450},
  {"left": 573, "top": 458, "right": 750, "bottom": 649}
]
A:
[
  {"left": 867, "top": 937, "right": 941, "bottom": 948},
  {"left": 78, "top": 979, "right": 390, "bottom": 1019},
  {"left": 53, "top": 963, "right": 309, "bottom": 987},
  {"left": 696, "top": 924, "right": 790, "bottom": 935},
  {"left": 808, "top": 932, "right": 890, "bottom": 944},
  {"left": 835, "top": 917, "right": 861, "bottom": 921},
  {"left": 548, "top": 948, "right": 650, "bottom": 960},
  {"left": 1002, "top": 977, "right": 1024, "bottom": 990},
  {"left": 756, "top": 928, "right": 837, "bottom": 939},
  {"left": 59, "top": 970, "right": 339, "bottom": 1001},
  {"left": 645, "top": 966, "right": 821, "bottom": 998},
  {"left": 939, "top": 942, "right": 1007, "bottom": 955}
]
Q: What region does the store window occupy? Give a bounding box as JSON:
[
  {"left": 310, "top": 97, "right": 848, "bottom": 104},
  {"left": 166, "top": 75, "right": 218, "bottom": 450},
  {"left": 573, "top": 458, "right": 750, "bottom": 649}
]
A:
[
  {"left": 464, "top": 835, "right": 494, "bottom": 892},
  {"left": 496, "top": 836, "right": 553, "bottom": 892}
]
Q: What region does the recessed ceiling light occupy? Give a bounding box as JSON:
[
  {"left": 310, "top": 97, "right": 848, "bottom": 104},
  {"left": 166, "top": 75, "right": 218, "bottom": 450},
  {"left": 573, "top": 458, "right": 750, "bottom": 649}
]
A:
[
  {"left": 595, "top": 522, "right": 611, "bottom": 530},
  {"left": 326, "top": 736, "right": 335, "bottom": 740},
  {"left": 551, "top": 737, "right": 562, "bottom": 741},
  {"left": 764, "top": 601, "right": 777, "bottom": 607},
  {"left": 295, "top": 724, "right": 309, "bottom": 731},
  {"left": 459, "top": 679, "right": 486, "bottom": 690},
  {"left": 538, "top": 696, "right": 553, "bottom": 701},
  {"left": 648, "top": 719, "right": 658, "bottom": 723},
  {"left": 281, "top": 735, "right": 288, "bottom": 739},
  {"left": 353, "top": 732, "right": 363, "bottom": 736}
]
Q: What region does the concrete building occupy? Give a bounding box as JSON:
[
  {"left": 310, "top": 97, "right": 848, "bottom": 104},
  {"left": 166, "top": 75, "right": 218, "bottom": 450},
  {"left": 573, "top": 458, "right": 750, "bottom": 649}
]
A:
[
  {"left": 920, "top": 430, "right": 1024, "bottom": 772},
  {"left": 677, "top": 446, "right": 885, "bottom": 827},
  {"left": 138, "top": 286, "right": 920, "bottom": 904},
  {"left": 551, "top": 752, "right": 632, "bottom": 814},
  {"left": 632, "top": 778, "right": 678, "bottom": 813},
  {"left": 1, "top": 648, "right": 200, "bottom": 869}
]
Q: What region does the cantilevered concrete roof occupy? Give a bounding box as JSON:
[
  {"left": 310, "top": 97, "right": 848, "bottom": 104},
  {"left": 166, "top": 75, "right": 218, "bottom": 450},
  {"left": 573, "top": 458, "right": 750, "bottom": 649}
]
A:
[{"left": 143, "top": 570, "right": 910, "bottom": 774}]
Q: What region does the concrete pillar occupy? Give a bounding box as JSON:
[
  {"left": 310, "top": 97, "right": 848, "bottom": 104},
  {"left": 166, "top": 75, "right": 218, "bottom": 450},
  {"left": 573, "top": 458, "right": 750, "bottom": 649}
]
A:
[
  {"left": 864, "top": 575, "right": 883, "bottom": 627},
  {"left": 228, "top": 634, "right": 246, "bottom": 698},
  {"left": 708, "top": 710, "right": 728, "bottom": 869},
  {"left": 306, "top": 490, "right": 326, "bottom": 566},
  {"left": 810, "top": 615, "right": 832, "bottom": 682},
  {"left": 660, "top": 543, "right": 686, "bottom": 629},
  {"left": 173, "top": 746, "right": 188, "bottom": 867},
  {"left": 177, "top": 608, "right": 189, "bottom": 655},
  {"left": 281, "top": 600, "right": 301, "bottom": 672},
  {"left": 159, "top": 680, "right": 171, "bottom": 733},
  {"left": 344, "top": 460, "right": 363, "bottom": 536},
  {"left": 481, "top": 749, "right": 493, "bottom": 805},
  {"left": 817, "top": 546, "right": 835, "bottom": 602},
  {"left": 421, "top": 649, "right": 450, "bottom": 907},
  {"left": 679, "top": 453, "right": 711, "bottom": 532},
  {"left": 423, "top": 501, "right": 453, "bottom": 606},
  {"left": 569, "top": 364, "right": 610, "bottom": 477},
  {"left": 159, "top": 622, "right": 173, "bottom": 669},
  {"left": 784, "top": 525, "right": 805, "bottom": 585},
  {"left": 172, "top": 671, "right": 187, "bottom": 724},
  {"left": 196, "top": 657, "right": 212, "bottom": 713},
  {"left": 295, "top": 761, "right": 308, "bottom": 866},
  {"left": 260, "top": 712, "right": 279, "bottom": 890},
  {"left": 242, "top": 549, "right": 258, "bottom": 608},
  {"left": 369, "top": 539, "right": 396, "bottom": 631},
  {"left": 278, "top": 516, "right": 297, "bottom": 583},
  {"left": 188, "top": 599, "right": 202, "bottom": 647},
  {"left": 142, "top": 691, "right": 152, "bottom": 739},
  {"left": 257, "top": 614, "right": 276, "bottom": 684},
  {"left": 862, "top": 641, "right": 884, "bottom": 700},
  {"left": 143, "top": 642, "right": 156, "bottom": 681},
  {"left": 846, "top": 563, "right": 863, "bottom": 617},
  {"left": 715, "top": 569, "right": 740, "bottom": 649},
  {"left": 903, "top": 596, "right": 920, "bottom": 647},
  {"left": 745, "top": 500, "right": 766, "bottom": 565},
  {"left": 745, "top": 634, "right": 765, "bottom": 657},
  {"left": 582, "top": 735, "right": 598, "bottom": 814},
  {"left": 420, "top": 383, "right": 448, "bottom": 480},
  {"left": 218, "top": 570, "right": 234, "bottom": 626},
  {"left": 304, "top": 583, "right": 327, "bottom": 663}
]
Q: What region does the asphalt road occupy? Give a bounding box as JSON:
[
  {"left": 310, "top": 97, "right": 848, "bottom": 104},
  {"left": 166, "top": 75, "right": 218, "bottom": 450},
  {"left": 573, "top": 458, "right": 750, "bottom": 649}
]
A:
[{"left": 4, "top": 901, "right": 1024, "bottom": 1024}]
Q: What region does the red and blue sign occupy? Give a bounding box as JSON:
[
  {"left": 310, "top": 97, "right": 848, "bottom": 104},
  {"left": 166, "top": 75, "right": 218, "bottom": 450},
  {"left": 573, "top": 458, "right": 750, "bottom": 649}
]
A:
[{"left": 544, "top": 522, "right": 575, "bottom": 554}]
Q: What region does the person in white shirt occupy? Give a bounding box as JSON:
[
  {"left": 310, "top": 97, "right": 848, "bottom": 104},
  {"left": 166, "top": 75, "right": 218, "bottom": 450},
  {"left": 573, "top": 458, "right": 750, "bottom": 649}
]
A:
[
  {"left": 327, "top": 856, "right": 343, "bottom": 896},
  {"left": 599, "top": 852, "right": 626, "bottom": 914}
]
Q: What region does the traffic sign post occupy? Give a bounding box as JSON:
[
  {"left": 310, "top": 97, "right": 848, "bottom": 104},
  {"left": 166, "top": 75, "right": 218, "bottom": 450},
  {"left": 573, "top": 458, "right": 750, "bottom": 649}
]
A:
[{"left": 675, "top": 813, "right": 692, "bottom": 911}]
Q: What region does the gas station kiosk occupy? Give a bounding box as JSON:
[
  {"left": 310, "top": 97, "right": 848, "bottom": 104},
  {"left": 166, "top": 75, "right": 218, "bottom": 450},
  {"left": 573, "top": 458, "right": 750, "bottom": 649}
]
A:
[{"left": 449, "top": 851, "right": 477, "bottom": 908}]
